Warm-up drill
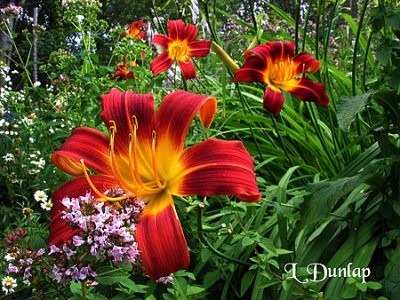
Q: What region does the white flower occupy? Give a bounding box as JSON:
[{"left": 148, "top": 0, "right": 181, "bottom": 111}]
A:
[
  {"left": 40, "top": 200, "right": 53, "bottom": 211},
  {"left": 33, "top": 81, "right": 41, "bottom": 87},
  {"left": 1, "top": 276, "right": 17, "bottom": 295},
  {"left": 4, "top": 252, "right": 16, "bottom": 262},
  {"left": 77, "top": 15, "right": 85, "bottom": 23},
  {"left": 22, "top": 280, "right": 30, "bottom": 286},
  {"left": 2, "top": 153, "right": 14, "bottom": 162},
  {"left": 34, "top": 190, "right": 48, "bottom": 202}
]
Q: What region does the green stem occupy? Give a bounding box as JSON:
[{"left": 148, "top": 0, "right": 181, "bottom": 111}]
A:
[
  {"left": 294, "top": 0, "right": 300, "bottom": 53},
  {"left": 2, "top": 25, "right": 34, "bottom": 87},
  {"left": 81, "top": 281, "right": 86, "bottom": 300},
  {"left": 271, "top": 114, "right": 294, "bottom": 166},
  {"left": 301, "top": 0, "right": 314, "bottom": 51},
  {"left": 306, "top": 102, "right": 339, "bottom": 174},
  {"left": 351, "top": 0, "right": 369, "bottom": 96}
]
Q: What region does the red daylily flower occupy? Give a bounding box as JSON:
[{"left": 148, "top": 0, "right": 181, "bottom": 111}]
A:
[
  {"left": 121, "top": 20, "right": 147, "bottom": 40},
  {"left": 111, "top": 61, "right": 137, "bottom": 80},
  {"left": 234, "top": 41, "right": 329, "bottom": 115},
  {"left": 150, "top": 20, "right": 212, "bottom": 80},
  {"left": 49, "top": 88, "right": 261, "bottom": 280}
]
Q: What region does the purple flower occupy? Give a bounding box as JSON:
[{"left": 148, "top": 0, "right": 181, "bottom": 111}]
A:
[
  {"left": 37, "top": 248, "right": 46, "bottom": 256},
  {"left": 62, "top": 245, "right": 76, "bottom": 259},
  {"left": 7, "top": 263, "right": 19, "bottom": 274},
  {"left": 109, "top": 246, "right": 124, "bottom": 263},
  {"left": 23, "top": 267, "right": 32, "bottom": 280},
  {"left": 48, "top": 244, "right": 60, "bottom": 255},
  {"left": 65, "top": 265, "right": 80, "bottom": 281},
  {"left": 72, "top": 235, "right": 85, "bottom": 247},
  {"left": 79, "top": 266, "right": 96, "bottom": 280}
]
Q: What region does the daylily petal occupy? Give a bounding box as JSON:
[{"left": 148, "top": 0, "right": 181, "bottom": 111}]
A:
[
  {"left": 156, "top": 91, "right": 217, "bottom": 152},
  {"left": 234, "top": 57, "right": 266, "bottom": 83},
  {"left": 175, "top": 138, "right": 261, "bottom": 202},
  {"left": 264, "top": 41, "right": 295, "bottom": 61},
  {"left": 167, "top": 20, "right": 186, "bottom": 41},
  {"left": 150, "top": 52, "right": 174, "bottom": 76},
  {"left": 286, "top": 78, "right": 329, "bottom": 105},
  {"left": 188, "top": 40, "right": 212, "bottom": 57},
  {"left": 49, "top": 175, "right": 117, "bottom": 245},
  {"left": 52, "top": 127, "right": 112, "bottom": 176},
  {"left": 293, "top": 52, "right": 320, "bottom": 76},
  {"left": 263, "top": 87, "right": 285, "bottom": 115},
  {"left": 178, "top": 59, "right": 196, "bottom": 80},
  {"left": 244, "top": 44, "right": 269, "bottom": 62},
  {"left": 184, "top": 23, "right": 199, "bottom": 41},
  {"left": 101, "top": 88, "right": 155, "bottom": 157},
  {"left": 136, "top": 192, "right": 190, "bottom": 280},
  {"left": 152, "top": 34, "right": 171, "bottom": 50}
]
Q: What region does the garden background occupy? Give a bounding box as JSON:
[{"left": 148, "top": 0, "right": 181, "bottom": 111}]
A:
[{"left": 0, "top": 0, "right": 400, "bottom": 299}]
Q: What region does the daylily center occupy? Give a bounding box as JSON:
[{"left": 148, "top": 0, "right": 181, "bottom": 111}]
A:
[
  {"left": 129, "top": 28, "right": 141, "bottom": 39},
  {"left": 264, "top": 57, "right": 296, "bottom": 91},
  {"left": 80, "top": 117, "right": 169, "bottom": 203},
  {"left": 168, "top": 40, "right": 189, "bottom": 62}
]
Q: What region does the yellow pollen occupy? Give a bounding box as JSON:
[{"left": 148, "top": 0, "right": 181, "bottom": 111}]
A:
[{"left": 168, "top": 40, "right": 189, "bottom": 62}]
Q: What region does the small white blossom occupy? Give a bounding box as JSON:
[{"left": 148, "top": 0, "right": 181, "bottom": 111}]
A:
[
  {"left": 40, "top": 200, "right": 53, "bottom": 211},
  {"left": 2, "top": 153, "right": 14, "bottom": 162},
  {"left": 4, "top": 252, "right": 16, "bottom": 262},
  {"left": 1, "top": 276, "right": 17, "bottom": 295},
  {"left": 34, "top": 190, "right": 48, "bottom": 202},
  {"left": 33, "top": 81, "right": 41, "bottom": 87}
]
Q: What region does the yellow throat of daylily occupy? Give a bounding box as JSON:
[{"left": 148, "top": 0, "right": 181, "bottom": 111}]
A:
[
  {"left": 80, "top": 117, "right": 172, "bottom": 203},
  {"left": 264, "top": 57, "right": 304, "bottom": 92},
  {"left": 168, "top": 40, "right": 189, "bottom": 62}
]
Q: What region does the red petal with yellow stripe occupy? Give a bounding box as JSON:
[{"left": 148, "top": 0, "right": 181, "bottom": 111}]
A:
[
  {"left": 52, "top": 127, "right": 112, "bottom": 176},
  {"left": 156, "top": 91, "right": 216, "bottom": 151},
  {"left": 176, "top": 138, "right": 261, "bottom": 202},
  {"left": 136, "top": 193, "right": 189, "bottom": 280}
]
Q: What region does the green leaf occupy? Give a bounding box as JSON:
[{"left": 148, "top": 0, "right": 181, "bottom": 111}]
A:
[
  {"left": 30, "top": 233, "right": 47, "bottom": 251},
  {"left": 70, "top": 281, "right": 81, "bottom": 296},
  {"left": 343, "top": 287, "right": 358, "bottom": 299},
  {"left": 119, "top": 278, "right": 147, "bottom": 293},
  {"left": 242, "top": 236, "right": 255, "bottom": 247},
  {"left": 95, "top": 267, "right": 130, "bottom": 285},
  {"left": 301, "top": 176, "right": 362, "bottom": 227},
  {"left": 367, "top": 281, "right": 383, "bottom": 290},
  {"left": 336, "top": 93, "right": 370, "bottom": 132},
  {"left": 384, "top": 243, "right": 400, "bottom": 298},
  {"left": 241, "top": 270, "right": 256, "bottom": 297},
  {"left": 200, "top": 248, "right": 212, "bottom": 263},
  {"left": 186, "top": 285, "right": 205, "bottom": 296},
  {"left": 356, "top": 282, "right": 368, "bottom": 292},
  {"left": 376, "top": 45, "right": 392, "bottom": 66}
]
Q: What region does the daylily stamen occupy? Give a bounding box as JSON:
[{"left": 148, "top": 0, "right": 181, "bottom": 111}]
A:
[
  {"left": 130, "top": 116, "right": 145, "bottom": 188},
  {"left": 108, "top": 120, "right": 134, "bottom": 192},
  {"left": 80, "top": 159, "right": 131, "bottom": 202}
]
